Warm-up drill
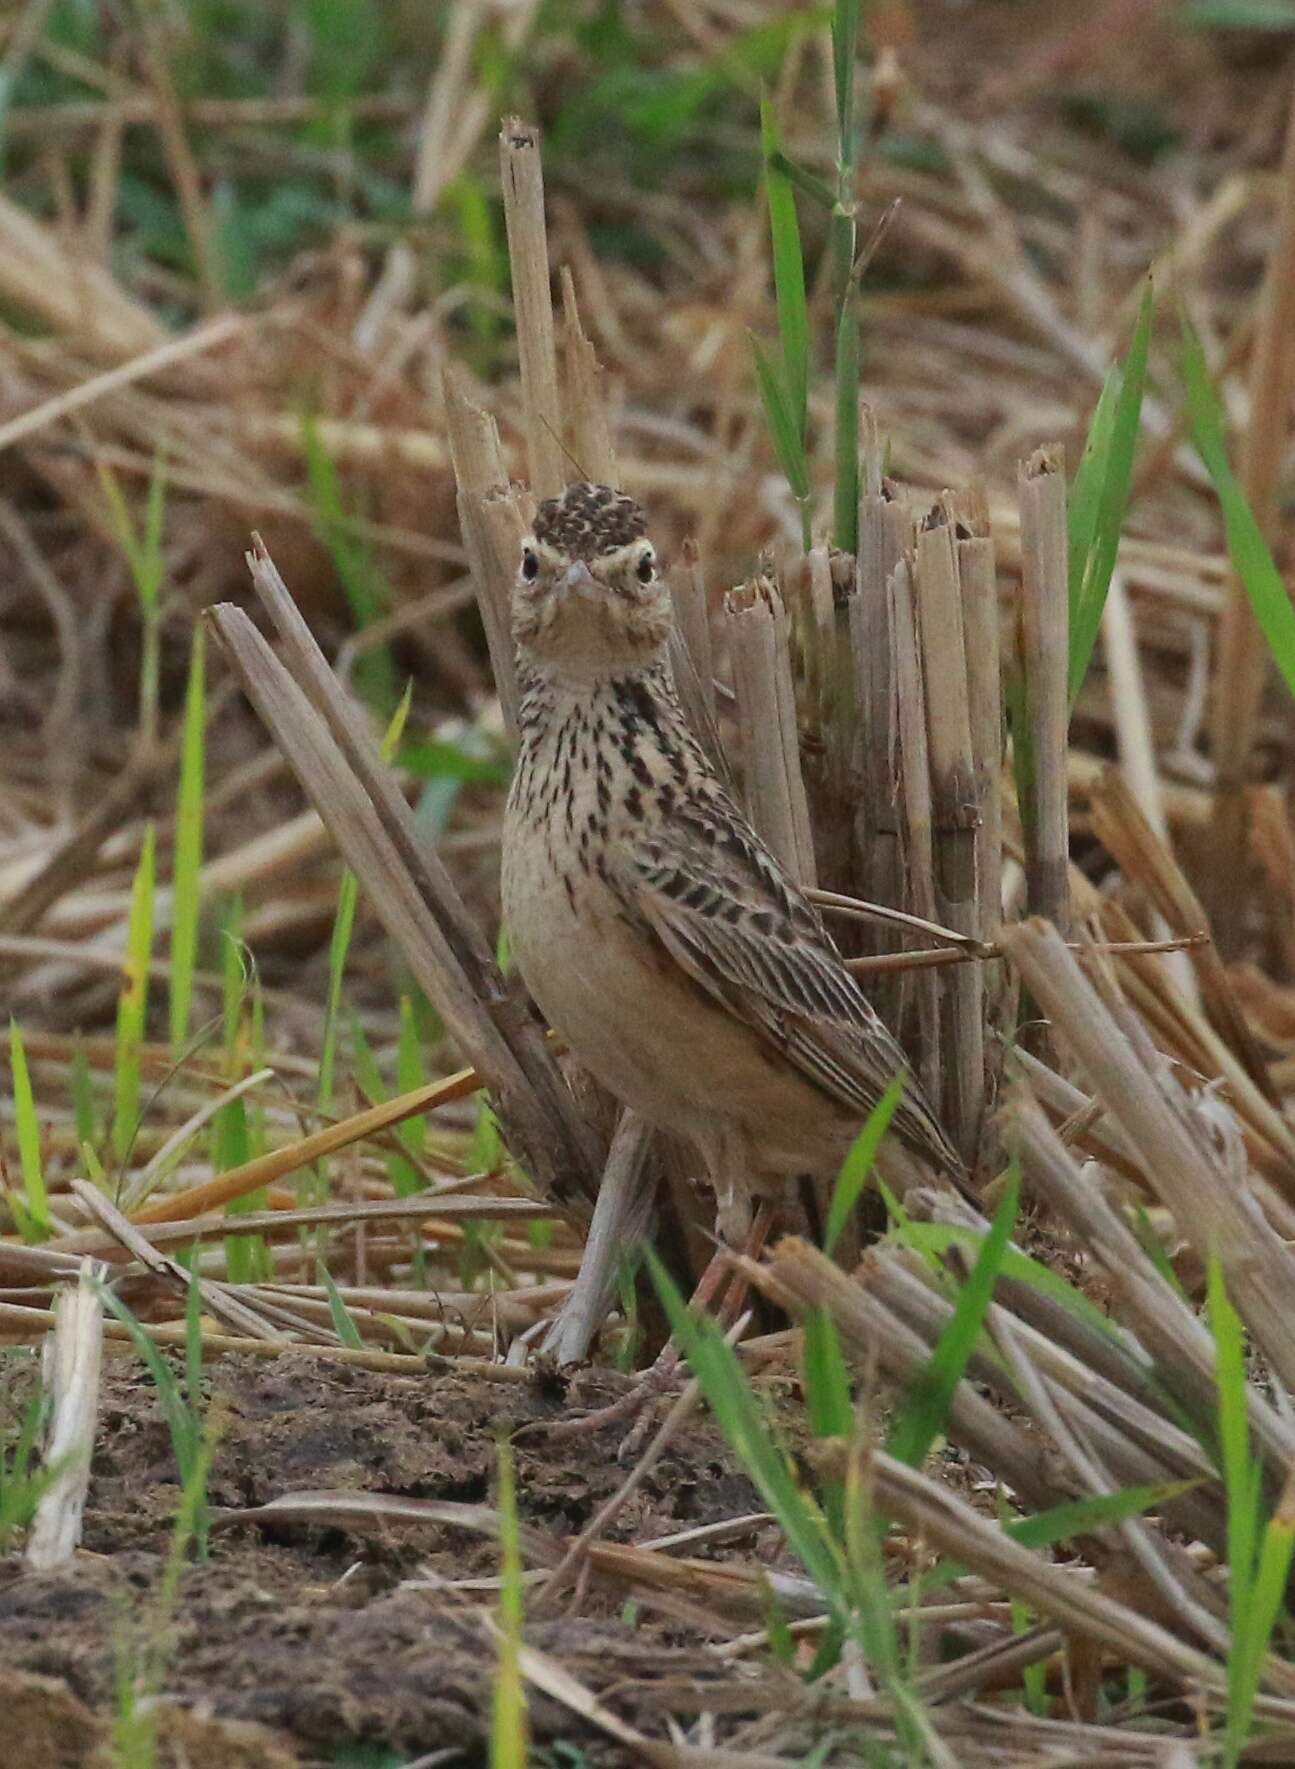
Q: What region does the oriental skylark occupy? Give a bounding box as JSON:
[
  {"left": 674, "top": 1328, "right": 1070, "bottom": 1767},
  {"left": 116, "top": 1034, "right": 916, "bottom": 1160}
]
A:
[{"left": 501, "top": 482, "right": 965, "bottom": 1246}]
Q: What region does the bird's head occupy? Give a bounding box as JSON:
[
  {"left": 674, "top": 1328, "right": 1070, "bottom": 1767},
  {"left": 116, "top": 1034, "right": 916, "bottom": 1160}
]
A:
[{"left": 512, "top": 482, "right": 672, "bottom": 674}]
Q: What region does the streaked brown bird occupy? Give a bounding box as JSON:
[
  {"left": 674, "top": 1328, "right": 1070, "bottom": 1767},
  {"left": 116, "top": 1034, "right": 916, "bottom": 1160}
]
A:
[{"left": 501, "top": 481, "right": 965, "bottom": 1258}]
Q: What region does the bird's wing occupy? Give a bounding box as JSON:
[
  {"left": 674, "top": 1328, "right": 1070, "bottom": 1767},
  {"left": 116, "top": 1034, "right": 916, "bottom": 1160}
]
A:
[{"left": 611, "top": 802, "right": 962, "bottom": 1174}]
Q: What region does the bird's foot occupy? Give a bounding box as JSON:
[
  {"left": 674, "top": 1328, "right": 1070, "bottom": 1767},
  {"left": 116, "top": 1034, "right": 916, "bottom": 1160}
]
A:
[
  {"left": 531, "top": 1343, "right": 683, "bottom": 1453},
  {"left": 530, "top": 1202, "right": 776, "bottom": 1460}
]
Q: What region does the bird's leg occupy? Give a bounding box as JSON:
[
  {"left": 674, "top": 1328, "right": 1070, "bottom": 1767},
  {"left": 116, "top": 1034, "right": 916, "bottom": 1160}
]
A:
[{"left": 539, "top": 1202, "right": 776, "bottom": 1448}]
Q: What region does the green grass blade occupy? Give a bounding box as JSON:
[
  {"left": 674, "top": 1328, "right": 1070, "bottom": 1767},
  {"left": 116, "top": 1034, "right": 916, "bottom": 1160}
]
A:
[
  {"left": 750, "top": 332, "right": 812, "bottom": 546},
  {"left": 766, "top": 149, "right": 836, "bottom": 210},
  {"left": 318, "top": 1262, "right": 364, "bottom": 1350},
  {"left": 803, "top": 1306, "right": 852, "bottom": 1537},
  {"left": 8, "top": 1019, "right": 50, "bottom": 1240},
  {"left": 114, "top": 824, "right": 156, "bottom": 1166},
  {"left": 92, "top": 1277, "right": 197, "bottom": 1484},
  {"left": 1068, "top": 281, "right": 1153, "bottom": 704},
  {"left": 894, "top": 1221, "right": 1124, "bottom": 1345},
  {"left": 1229, "top": 1480, "right": 1295, "bottom": 1765},
  {"left": 649, "top": 1250, "right": 846, "bottom": 1609},
  {"left": 1183, "top": 307, "right": 1295, "bottom": 700},
  {"left": 1208, "top": 1253, "right": 1260, "bottom": 1635},
  {"left": 760, "top": 93, "right": 809, "bottom": 438},
  {"left": 169, "top": 626, "right": 205, "bottom": 1052},
  {"left": 886, "top": 1165, "right": 1019, "bottom": 1469},
  {"left": 1066, "top": 370, "right": 1119, "bottom": 629},
  {"left": 825, "top": 1070, "right": 906, "bottom": 1255},
  {"left": 491, "top": 1435, "right": 528, "bottom": 1769},
  {"left": 831, "top": 0, "right": 860, "bottom": 159}
]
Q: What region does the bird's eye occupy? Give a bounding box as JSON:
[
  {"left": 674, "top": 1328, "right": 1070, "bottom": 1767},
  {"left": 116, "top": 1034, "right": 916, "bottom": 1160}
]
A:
[
  {"left": 636, "top": 550, "right": 656, "bottom": 584},
  {"left": 521, "top": 548, "right": 539, "bottom": 582}
]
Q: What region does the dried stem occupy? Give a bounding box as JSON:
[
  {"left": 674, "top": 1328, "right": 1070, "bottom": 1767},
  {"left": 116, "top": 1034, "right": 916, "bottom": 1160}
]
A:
[
  {"left": 724, "top": 573, "right": 816, "bottom": 884},
  {"left": 499, "top": 118, "right": 564, "bottom": 500},
  {"left": 914, "top": 506, "right": 983, "bottom": 1158}
]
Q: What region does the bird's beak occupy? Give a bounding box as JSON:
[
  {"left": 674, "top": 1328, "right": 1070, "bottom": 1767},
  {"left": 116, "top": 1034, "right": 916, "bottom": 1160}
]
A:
[{"left": 562, "top": 560, "right": 598, "bottom": 598}]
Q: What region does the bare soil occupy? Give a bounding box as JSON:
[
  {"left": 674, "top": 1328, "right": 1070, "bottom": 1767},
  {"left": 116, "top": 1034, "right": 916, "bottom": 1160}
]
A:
[{"left": 0, "top": 1351, "right": 768, "bottom": 1766}]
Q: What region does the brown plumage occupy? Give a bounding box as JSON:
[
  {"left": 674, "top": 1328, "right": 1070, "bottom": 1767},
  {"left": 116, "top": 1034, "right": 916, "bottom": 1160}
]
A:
[{"left": 502, "top": 482, "right": 964, "bottom": 1242}]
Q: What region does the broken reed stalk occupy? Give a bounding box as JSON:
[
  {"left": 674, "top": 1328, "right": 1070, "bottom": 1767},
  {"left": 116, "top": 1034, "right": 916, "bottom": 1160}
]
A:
[
  {"left": 26, "top": 1261, "right": 103, "bottom": 1572},
  {"left": 667, "top": 537, "right": 728, "bottom": 782},
  {"left": 914, "top": 506, "right": 984, "bottom": 1161},
  {"left": 951, "top": 485, "right": 1002, "bottom": 946},
  {"left": 724, "top": 573, "right": 817, "bottom": 885},
  {"left": 999, "top": 1088, "right": 1295, "bottom": 1473},
  {"left": 851, "top": 417, "right": 912, "bottom": 1012},
  {"left": 559, "top": 266, "right": 616, "bottom": 484},
  {"left": 442, "top": 371, "right": 531, "bottom": 738},
  {"left": 887, "top": 552, "right": 941, "bottom": 1103},
  {"left": 1000, "top": 917, "right": 1295, "bottom": 1396},
  {"left": 723, "top": 571, "right": 848, "bottom": 1252},
  {"left": 1088, "top": 765, "right": 1277, "bottom": 1103},
  {"left": 1017, "top": 446, "right": 1070, "bottom": 932},
  {"left": 210, "top": 562, "right": 599, "bottom": 1208},
  {"left": 499, "top": 117, "right": 564, "bottom": 500},
  {"left": 1208, "top": 82, "right": 1295, "bottom": 945}
]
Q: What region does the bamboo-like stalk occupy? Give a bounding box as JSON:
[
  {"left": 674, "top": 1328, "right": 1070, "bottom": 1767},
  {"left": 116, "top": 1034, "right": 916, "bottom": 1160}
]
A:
[
  {"left": 724, "top": 573, "right": 817, "bottom": 884},
  {"left": 1017, "top": 446, "right": 1070, "bottom": 932},
  {"left": 743, "top": 1239, "right": 1062, "bottom": 1513},
  {"left": 951, "top": 485, "right": 1002, "bottom": 945},
  {"left": 1089, "top": 766, "right": 1277, "bottom": 1103},
  {"left": 852, "top": 421, "right": 912, "bottom": 986},
  {"left": 796, "top": 544, "right": 856, "bottom": 898},
  {"left": 1001, "top": 1086, "right": 1295, "bottom": 1472},
  {"left": 499, "top": 117, "right": 564, "bottom": 501},
  {"left": 559, "top": 266, "right": 616, "bottom": 486},
  {"left": 667, "top": 538, "right": 727, "bottom": 782},
  {"left": 441, "top": 370, "right": 532, "bottom": 738},
  {"left": 1000, "top": 918, "right": 1295, "bottom": 1397},
  {"left": 914, "top": 506, "right": 983, "bottom": 1159},
  {"left": 1209, "top": 83, "right": 1295, "bottom": 943},
  {"left": 888, "top": 553, "right": 940, "bottom": 1101}
]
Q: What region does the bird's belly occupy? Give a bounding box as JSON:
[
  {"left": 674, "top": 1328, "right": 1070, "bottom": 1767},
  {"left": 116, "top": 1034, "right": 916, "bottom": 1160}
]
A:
[{"left": 503, "top": 840, "right": 842, "bottom": 1164}]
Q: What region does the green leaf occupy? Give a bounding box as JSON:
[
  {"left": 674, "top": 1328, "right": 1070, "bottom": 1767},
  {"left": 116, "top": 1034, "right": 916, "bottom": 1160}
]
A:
[
  {"left": 1208, "top": 1253, "right": 1259, "bottom": 1616},
  {"left": 1183, "top": 308, "right": 1295, "bottom": 701},
  {"left": 831, "top": 0, "right": 860, "bottom": 163},
  {"left": 760, "top": 94, "right": 809, "bottom": 439},
  {"left": 170, "top": 627, "right": 205, "bottom": 1052},
  {"left": 886, "top": 1166, "right": 1019, "bottom": 1469},
  {"left": 1068, "top": 280, "right": 1153, "bottom": 704},
  {"left": 114, "top": 825, "right": 156, "bottom": 1165},
  {"left": 648, "top": 1250, "right": 846, "bottom": 1612},
  {"left": 491, "top": 1435, "right": 528, "bottom": 1769},
  {"left": 750, "top": 333, "right": 811, "bottom": 540},
  {"left": 825, "top": 1070, "right": 906, "bottom": 1255},
  {"left": 319, "top": 1261, "right": 364, "bottom": 1350},
  {"left": 803, "top": 1306, "right": 852, "bottom": 1536}
]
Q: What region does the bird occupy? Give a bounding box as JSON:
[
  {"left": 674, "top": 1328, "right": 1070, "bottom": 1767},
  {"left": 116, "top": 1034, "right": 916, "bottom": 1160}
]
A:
[{"left": 501, "top": 482, "right": 966, "bottom": 1273}]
